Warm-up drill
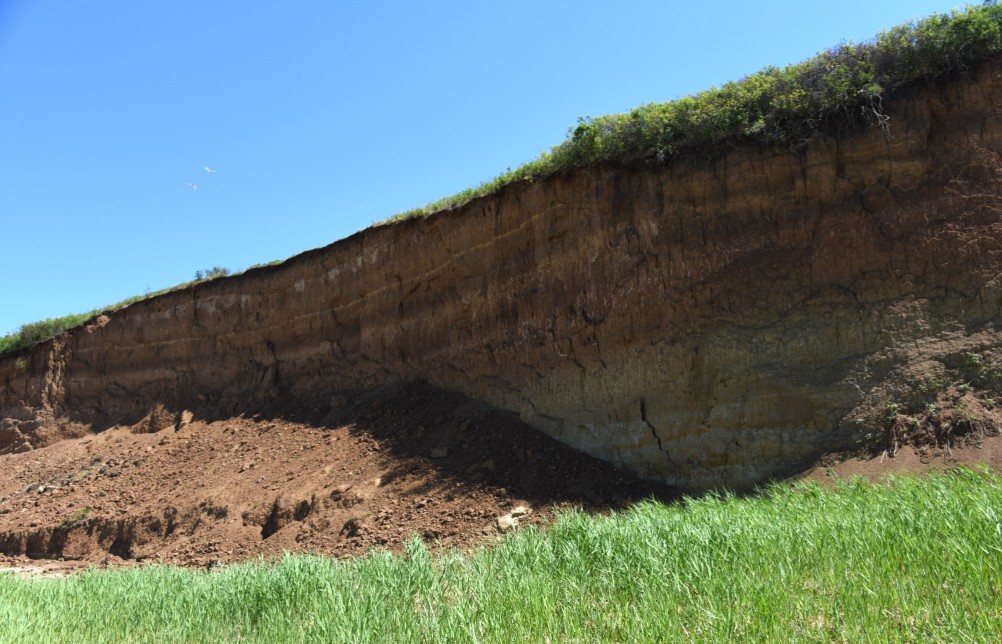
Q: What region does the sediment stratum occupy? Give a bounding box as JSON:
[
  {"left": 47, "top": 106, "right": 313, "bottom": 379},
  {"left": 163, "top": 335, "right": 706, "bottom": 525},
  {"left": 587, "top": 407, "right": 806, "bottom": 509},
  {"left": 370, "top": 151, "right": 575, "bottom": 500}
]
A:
[{"left": 4, "top": 61, "right": 1002, "bottom": 490}]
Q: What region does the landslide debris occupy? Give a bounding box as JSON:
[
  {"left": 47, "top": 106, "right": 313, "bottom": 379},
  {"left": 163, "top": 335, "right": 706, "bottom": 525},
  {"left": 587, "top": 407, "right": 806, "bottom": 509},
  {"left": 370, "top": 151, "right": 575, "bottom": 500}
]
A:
[{"left": 0, "top": 382, "right": 674, "bottom": 571}]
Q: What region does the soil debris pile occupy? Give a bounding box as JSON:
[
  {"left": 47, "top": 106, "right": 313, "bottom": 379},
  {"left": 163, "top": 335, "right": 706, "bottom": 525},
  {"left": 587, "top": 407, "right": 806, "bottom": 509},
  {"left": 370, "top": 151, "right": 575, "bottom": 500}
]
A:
[{"left": 0, "top": 382, "right": 672, "bottom": 571}]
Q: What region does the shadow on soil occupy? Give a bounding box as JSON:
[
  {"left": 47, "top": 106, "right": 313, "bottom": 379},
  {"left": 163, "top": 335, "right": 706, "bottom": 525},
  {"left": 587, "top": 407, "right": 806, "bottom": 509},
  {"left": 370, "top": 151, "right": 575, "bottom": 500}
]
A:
[{"left": 256, "top": 379, "right": 681, "bottom": 512}]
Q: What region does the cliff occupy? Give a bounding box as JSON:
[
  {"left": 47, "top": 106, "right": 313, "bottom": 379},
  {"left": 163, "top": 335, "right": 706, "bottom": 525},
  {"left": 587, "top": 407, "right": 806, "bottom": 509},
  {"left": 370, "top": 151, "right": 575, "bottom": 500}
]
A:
[{"left": 4, "top": 61, "right": 1002, "bottom": 490}]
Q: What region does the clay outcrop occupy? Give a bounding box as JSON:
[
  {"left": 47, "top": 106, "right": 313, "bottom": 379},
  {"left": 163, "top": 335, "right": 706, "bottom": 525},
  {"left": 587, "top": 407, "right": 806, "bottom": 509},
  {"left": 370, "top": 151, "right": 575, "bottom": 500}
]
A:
[{"left": 4, "top": 61, "right": 1002, "bottom": 490}]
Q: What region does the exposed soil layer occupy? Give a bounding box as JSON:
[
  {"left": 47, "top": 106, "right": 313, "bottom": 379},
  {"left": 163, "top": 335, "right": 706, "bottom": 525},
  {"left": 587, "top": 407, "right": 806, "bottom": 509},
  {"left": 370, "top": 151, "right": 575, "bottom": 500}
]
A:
[{"left": 0, "top": 382, "right": 675, "bottom": 574}]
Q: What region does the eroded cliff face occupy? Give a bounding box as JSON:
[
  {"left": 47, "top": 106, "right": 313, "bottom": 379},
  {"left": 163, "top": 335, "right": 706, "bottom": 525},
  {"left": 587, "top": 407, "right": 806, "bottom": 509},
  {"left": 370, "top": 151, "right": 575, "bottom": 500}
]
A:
[{"left": 4, "top": 62, "right": 1002, "bottom": 490}]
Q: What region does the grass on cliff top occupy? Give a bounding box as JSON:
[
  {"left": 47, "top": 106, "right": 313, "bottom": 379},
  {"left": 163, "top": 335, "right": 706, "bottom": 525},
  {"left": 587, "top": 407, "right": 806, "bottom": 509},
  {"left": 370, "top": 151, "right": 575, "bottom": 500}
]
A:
[
  {"left": 0, "top": 266, "right": 255, "bottom": 358},
  {"left": 3, "top": 4, "right": 1002, "bottom": 359},
  {"left": 390, "top": 3, "right": 1002, "bottom": 221},
  {"left": 2, "top": 468, "right": 1001, "bottom": 642}
]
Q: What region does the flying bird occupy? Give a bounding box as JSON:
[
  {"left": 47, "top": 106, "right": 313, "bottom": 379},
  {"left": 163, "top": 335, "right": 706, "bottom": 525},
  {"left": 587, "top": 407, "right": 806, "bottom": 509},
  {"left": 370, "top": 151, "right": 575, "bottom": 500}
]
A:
[
  {"left": 187, "top": 182, "right": 199, "bottom": 190},
  {"left": 203, "top": 166, "right": 216, "bottom": 174}
]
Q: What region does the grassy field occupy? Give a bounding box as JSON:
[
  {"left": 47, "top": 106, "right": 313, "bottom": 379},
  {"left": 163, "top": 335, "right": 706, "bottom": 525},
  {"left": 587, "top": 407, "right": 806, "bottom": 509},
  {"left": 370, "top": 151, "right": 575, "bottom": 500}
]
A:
[{"left": 1, "top": 468, "right": 1000, "bottom": 642}]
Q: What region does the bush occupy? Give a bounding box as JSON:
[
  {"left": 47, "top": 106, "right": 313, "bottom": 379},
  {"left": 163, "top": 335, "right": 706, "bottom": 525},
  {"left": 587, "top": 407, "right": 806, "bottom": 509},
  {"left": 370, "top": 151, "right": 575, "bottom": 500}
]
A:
[
  {"left": 194, "top": 266, "right": 230, "bottom": 281},
  {"left": 391, "top": 4, "right": 1002, "bottom": 221}
]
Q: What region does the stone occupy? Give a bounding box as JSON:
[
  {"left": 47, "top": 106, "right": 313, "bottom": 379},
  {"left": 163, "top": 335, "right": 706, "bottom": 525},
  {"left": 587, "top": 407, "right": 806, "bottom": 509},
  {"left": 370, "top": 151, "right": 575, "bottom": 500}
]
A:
[
  {"left": 496, "top": 514, "right": 518, "bottom": 531},
  {"left": 177, "top": 410, "right": 194, "bottom": 429}
]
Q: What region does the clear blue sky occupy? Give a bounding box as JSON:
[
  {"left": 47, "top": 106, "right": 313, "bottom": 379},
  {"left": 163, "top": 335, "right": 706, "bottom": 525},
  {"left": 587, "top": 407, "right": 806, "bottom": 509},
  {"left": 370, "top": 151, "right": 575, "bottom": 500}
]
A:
[{"left": 0, "top": 0, "right": 969, "bottom": 335}]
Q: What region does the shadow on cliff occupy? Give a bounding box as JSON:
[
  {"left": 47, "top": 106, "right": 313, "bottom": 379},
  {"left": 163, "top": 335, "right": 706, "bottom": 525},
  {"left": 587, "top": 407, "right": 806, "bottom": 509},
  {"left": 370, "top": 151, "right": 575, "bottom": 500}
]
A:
[{"left": 249, "top": 379, "right": 681, "bottom": 513}]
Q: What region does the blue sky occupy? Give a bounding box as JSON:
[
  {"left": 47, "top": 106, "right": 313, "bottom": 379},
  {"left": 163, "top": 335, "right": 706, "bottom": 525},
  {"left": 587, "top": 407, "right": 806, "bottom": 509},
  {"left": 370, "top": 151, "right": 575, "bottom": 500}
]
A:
[{"left": 0, "top": 0, "right": 969, "bottom": 335}]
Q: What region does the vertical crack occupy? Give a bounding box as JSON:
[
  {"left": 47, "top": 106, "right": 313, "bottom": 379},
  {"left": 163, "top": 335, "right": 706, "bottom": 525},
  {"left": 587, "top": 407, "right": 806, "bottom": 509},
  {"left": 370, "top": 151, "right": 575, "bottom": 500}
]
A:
[
  {"left": 640, "top": 397, "right": 679, "bottom": 469},
  {"left": 639, "top": 398, "right": 663, "bottom": 451}
]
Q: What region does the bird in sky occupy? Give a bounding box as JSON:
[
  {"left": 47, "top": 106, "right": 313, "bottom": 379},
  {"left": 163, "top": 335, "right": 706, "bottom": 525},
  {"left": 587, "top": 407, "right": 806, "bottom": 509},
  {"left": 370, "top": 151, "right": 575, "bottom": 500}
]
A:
[
  {"left": 204, "top": 166, "right": 216, "bottom": 174},
  {"left": 187, "top": 182, "right": 199, "bottom": 190}
]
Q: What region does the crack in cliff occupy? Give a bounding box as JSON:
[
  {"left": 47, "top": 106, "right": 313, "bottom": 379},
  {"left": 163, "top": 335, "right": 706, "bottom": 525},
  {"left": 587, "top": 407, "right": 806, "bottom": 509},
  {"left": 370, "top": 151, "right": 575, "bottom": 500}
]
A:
[
  {"left": 639, "top": 398, "right": 662, "bottom": 448},
  {"left": 640, "top": 398, "right": 679, "bottom": 470}
]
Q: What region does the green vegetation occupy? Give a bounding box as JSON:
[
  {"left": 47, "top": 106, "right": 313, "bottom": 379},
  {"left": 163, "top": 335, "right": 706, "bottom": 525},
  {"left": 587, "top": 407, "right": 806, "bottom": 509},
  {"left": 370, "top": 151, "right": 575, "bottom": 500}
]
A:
[
  {"left": 2, "top": 469, "right": 1000, "bottom": 641},
  {"left": 0, "top": 267, "right": 236, "bottom": 358},
  {"left": 59, "top": 506, "right": 92, "bottom": 530},
  {"left": 193, "top": 266, "right": 230, "bottom": 281},
  {"left": 392, "top": 3, "right": 1002, "bottom": 221},
  {"left": 0, "top": 312, "right": 100, "bottom": 356},
  {"left": 873, "top": 350, "right": 1002, "bottom": 456}
]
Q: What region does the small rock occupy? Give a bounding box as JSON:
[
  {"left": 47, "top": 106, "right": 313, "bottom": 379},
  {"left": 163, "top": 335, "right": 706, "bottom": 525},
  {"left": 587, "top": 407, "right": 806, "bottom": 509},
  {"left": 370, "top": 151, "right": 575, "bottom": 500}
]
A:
[
  {"left": 430, "top": 448, "right": 449, "bottom": 459},
  {"left": 341, "top": 516, "right": 365, "bottom": 537},
  {"left": 496, "top": 514, "right": 518, "bottom": 531},
  {"left": 177, "top": 410, "right": 194, "bottom": 429},
  {"left": 511, "top": 505, "right": 531, "bottom": 518}
]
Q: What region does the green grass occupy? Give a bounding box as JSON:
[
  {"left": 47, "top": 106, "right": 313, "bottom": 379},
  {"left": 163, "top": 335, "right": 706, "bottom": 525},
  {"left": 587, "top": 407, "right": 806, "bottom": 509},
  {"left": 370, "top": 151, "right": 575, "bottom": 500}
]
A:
[
  {"left": 390, "top": 3, "right": 1002, "bottom": 221},
  {"left": 0, "top": 294, "right": 161, "bottom": 357},
  {"left": 2, "top": 468, "right": 1000, "bottom": 642},
  {"left": 0, "top": 267, "right": 241, "bottom": 358}
]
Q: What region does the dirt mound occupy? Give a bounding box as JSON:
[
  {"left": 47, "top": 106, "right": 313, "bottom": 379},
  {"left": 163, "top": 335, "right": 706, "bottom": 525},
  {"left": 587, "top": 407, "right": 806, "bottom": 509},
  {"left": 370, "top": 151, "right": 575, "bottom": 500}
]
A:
[{"left": 0, "top": 381, "right": 675, "bottom": 573}]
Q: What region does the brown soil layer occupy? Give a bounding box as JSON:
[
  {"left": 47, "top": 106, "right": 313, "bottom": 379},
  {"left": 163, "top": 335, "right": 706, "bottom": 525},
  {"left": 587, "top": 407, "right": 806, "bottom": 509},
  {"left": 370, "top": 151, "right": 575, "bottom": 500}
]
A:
[{"left": 0, "top": 382, "right": 674, "bottom": 573}]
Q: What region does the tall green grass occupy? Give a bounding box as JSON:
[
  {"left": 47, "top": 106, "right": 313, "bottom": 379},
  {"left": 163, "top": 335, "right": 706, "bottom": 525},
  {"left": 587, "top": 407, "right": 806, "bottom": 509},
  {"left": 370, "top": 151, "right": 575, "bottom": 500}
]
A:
[{"left": 2, "top": 468, "right": 1000, "bottom": 642}]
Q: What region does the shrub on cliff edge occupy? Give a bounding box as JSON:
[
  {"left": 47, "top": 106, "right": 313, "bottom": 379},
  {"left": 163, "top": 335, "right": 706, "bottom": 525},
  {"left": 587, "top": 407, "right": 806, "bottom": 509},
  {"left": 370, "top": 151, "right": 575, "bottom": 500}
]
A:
[{"left": 393, "top": 4, "right": 1002, "bottom": 220}]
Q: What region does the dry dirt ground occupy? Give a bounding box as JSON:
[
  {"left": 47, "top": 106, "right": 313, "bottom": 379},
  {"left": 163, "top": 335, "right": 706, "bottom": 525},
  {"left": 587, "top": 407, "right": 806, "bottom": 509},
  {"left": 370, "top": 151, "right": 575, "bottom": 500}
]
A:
[
  {"left": 1, "top": 381, "right": 999, "bottom": 577},
  {"left": 0, "top": 382, "right": 674, "bottom": 576}
]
